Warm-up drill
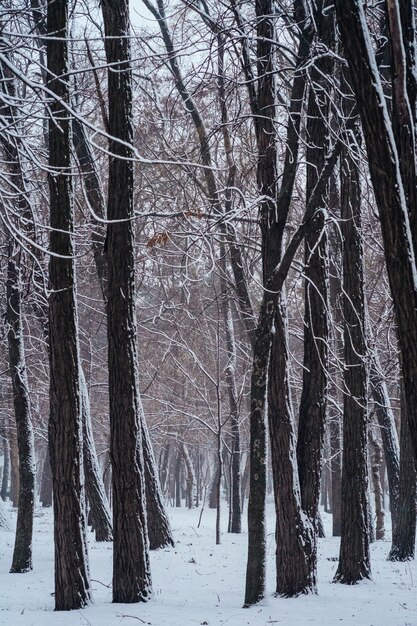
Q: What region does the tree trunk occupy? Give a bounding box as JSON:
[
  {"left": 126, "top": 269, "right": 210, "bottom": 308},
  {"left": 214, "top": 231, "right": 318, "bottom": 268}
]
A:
[
  {"left": 334, "top": 0, "right": 417, "bottom": 475},
  {"left": 7, "top": 242, "right": 36, "bottom": 573},
  {"left": 369, "top": 424, "right": 385, "bottom": 540},
  {"left": 40, "top": 446, "right": 53, "bottom": 507},
  {"left": 182, "top": 443, "right": 196, "bottom": 510},
  {"left": 369, "top": 358, "right": 400, "bottom": 531},
  {"left": 388, "top": 383, "right": 417, "bottom": 561},
  {"left": 80, "top": 370, "right": 112, "bottom": 542},
  {"left": 269, "top": 298, "right": 316, "bottom": 597},
  {"left": 0, "top": 495, "right": 10, "bottom": 531},
  {"left": 102, "top": 0, "right": 151, "bottom": 603},
  {"left": 1, "top": 435, "right": 10, "bottom": 500},
  {"left": 47, "top": 0, "right": 91, "bottom": 610},
  {"left": 334, "top": 124, "right": 370, "bottom": 584},
  {"left": 142, "top": 423, "right": 174, "bottom": 549},
  {"left": 296, "top": 1, "right": 332, "bottom": 535},
  {"left": 9, "top": 431, "right": 19, "bottom": 508}
]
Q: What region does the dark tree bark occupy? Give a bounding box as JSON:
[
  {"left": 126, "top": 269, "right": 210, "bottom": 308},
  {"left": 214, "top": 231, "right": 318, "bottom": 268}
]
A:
[
  {"left": 369, "top": 358, "right": 400, "bottom": 531},
  {"left": 29, "top": 0, "right": 113, "bottom": 544},
  {"left": 334, "top": 0, "right": 417, "bottom": 473},
  {"left": 388, "top": 383, "right": 417, "bottom": 561},
  {"left": 369, "top": 424, "right": 385, "bottom": 540},
  {"left": 102, "top": 0, "right": 151, "bottom": 603},
  {"left": 40, "top": 447, "right": 53, "bottom": 507},
  {"left": 9, "top": 432, "right": 19, "bottom": 508},
  {"left": 269, "top": 299, "right": 316, "bottom": 597},
  {"left": 209, "top": 459, "right": 220, "bottom": 510},
  {"left": 0, "top": 44, "right": 36, "bottom": 574},
  {"left": 47, "top": 0, "right": 91, "bottom": 610},
  {"left": 7, "top": 242, "right": 36, "bottom": 573},
  {"left": 142, "top": 423, "right": 173, "bottom": 549},
  {"left": 330, "top": 415, "right": 342, "bottom": 536},
  {"left": 1, "top": 435, "right": 10, "bottom": 500},
  {"left": 181, "top": 443, "right": 196, "bottom": 510},
  {"left": 159, "top": 443, "right": 170, "bottom": 495},
  {"left": 334, "top": 119, "right": 370, "bottom": 584},
  {"left": 297, "top": 0, "right": 333, "bottom": 534},
  {"left": 80, "top": 372, "right": 112, "bottom": 542}
]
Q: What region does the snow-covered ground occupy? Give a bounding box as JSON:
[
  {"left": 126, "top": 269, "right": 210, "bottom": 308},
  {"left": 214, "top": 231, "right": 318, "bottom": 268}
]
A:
[{"left": 0, "top": 501, "right": 416, "bottom": 626}]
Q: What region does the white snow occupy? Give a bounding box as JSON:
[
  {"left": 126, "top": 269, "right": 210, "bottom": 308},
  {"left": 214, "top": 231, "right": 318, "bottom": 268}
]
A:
[{"left": 1, "top": 501, "right": 417, "bottom": 626}]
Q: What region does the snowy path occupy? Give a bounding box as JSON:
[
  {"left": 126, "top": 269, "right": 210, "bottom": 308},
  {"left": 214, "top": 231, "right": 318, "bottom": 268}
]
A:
[{"left": 1, "top": 502, "right": 416, "bottom": 626}]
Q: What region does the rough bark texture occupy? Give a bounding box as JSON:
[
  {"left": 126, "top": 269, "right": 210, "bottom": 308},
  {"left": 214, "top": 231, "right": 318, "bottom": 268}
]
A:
[
  {"left": 40, "top": 447, "right": 53, "bottom": 507},
  {"left": 269, "top": 299, "right": 316, "bottom": 597},
  {"left": 7, "top": 244, "right": 36, "bottom": 573},
  {"left": 297, "top": 2, "right": 332, "bottom": 533},
  {"left": 334, "top": 0, "right": 417, "bottom": 473},
  {"left": 388, "top": 384, "right": 417, "bottom": 561},
  {"left": 334, "top": 134, "right": 370, "bottom": 584},
  {"left": 0, "top": 43, "right": 36, "bottom": 574},
  {"left": 102, "top": 0, "right": 151, "bottom": 603},
  {"left": 369, "top": 425, "right": 385, "bottom": 540},
  {"left": 142, "top": 423, "right": 174, "bottom": 549},
  {"left": 47, "top": 0, "right": 91, "bottom": 610},
  {"left": 1, "top": 436, "right": 10, "bottom": 500},
  {"left": 80, "top": 371, "right": 112, "bottom": 542},
  {"left": 369, "top": 359, "right": 400, "bottom": 531}
]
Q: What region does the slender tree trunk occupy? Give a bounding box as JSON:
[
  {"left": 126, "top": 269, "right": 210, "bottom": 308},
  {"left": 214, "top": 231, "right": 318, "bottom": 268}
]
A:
[
  {"left": 369, "top": 358, "right": 400, "bottom": 531},
  {"left": 0, "top": 495, "right": 10, "bottom": 530},
  {"left": 369, "top": 425, "right": 385, "bottom": 540},
  {"left": 297, "top": 1, "right": 332, "bottom": 535},
  {"left": 269, "top": 298, "right": 316, "bottom": 597},
  {"left": 388, "top": 383, "right": 417, "bottom": 561},
  {"left": 1, "top": 434, "right": 10, "bottom": 500},
  {"left": 47, "top": 0, "right": 91, "bottom": 609},
  {"left": 80, "top": 371, "right": 112, "bottom": 542},
  {"left": 182, "top": 443, "right": 196, "bottom": 510},
  {"left": 142, "top": 423, "right": 174, "bottom": 549},
  {"left": 334, "top": 0, "right": 417, "bottom": 473},
  {"left": 40, "top": 447, "right": 53, "bottom": 507},
  {"left": 102, "top": 0, "right": 151, "bottom": 603},
  {"left": 334, "top": 125, "right": 370, "bottom": 583},
  {"left": 330, "top": 415, "right": 342, "bottom": 537},
  {"left": 9, "top": 431, "right": 19, "bottom": 508},
  {"left": 7, "top": 242, "right": 36, "bottom": 573}
]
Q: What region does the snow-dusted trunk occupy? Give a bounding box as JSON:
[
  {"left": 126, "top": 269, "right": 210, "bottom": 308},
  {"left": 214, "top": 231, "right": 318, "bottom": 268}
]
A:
[
  {"left": 334, "top": 133, "right": 370, "bottom": 584},
  {"left": 369, "top": 359, "right": 400, "bottom": 531},
  {"left": 47, "top": 0, "right": 91, "bottom": 610},
  {"left": 334, "top": 0, "right": 417, "bottom": 471},
  {"left": 269, "top": 296, "right": 316, "bottom": 597},
  {"left": 220, "top": 278, "right": 241, "bottom": 534},
  {"left": 142, "top": 422, "right": 174, "bottom": 549},
  {"left": 181, "top": 443, "right": 196, "bottom": 510},
  {"left": 244, "top": 0, "right": 313, "bottom": 605},
  {"left": 0, "top": 49, "right": 36, "bottom": 572},
  {"left": 297, "top": 2, "right": 332, "bottom": 533},
  {"left": 0, "top": 495, "right": 10, "bottom": 531},
  {"left": 6, "top": 242, "right": 36, "bottom": 573},
  {"left": 388, "top": 382, "right": 417, "bottom": 561},
  {"left": 369, "top": 425, "right": 385, "bottom": 540},
  {"left": 102, "top": 0, "right": 151, "bottom": 603},
  {"left": 39, "top": 447, "right": 52, "bottom": 507},
  {"left": 79, "top": 370, "right": 112, "bottom": 542},
  {"left": 1, "top": 435, "right": 10, "bottom": 500}
]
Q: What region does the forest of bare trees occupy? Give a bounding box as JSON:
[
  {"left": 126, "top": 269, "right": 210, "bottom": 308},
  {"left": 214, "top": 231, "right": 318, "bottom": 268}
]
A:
[{"left": 0, "top": 0, "right": 417, "bottom": 621}]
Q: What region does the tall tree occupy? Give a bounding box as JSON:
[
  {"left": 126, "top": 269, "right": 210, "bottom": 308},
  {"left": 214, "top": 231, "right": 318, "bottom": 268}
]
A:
[
  {"left": 0, "top": 48, "right": 36, "bottom": 574},
  {"left": 334, "top": 94, "right": 370, "bottom": 583},
  {"left": 47, "top": 0, "right": 91, "bottom": 610},
  {"left": 101, "top": 0, "right": 152, "bottom": 603},
  {"left": 334, "top": 0, "right": 417, "bottom": 473}
]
